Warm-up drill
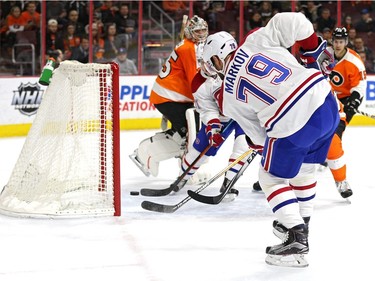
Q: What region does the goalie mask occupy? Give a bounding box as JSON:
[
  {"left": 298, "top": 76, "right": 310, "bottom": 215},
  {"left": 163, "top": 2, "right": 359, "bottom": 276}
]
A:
[
  {"left": 184, "top": 15, "right": 208, "bottom": 44},
  {"left": 202, "top": 31, "right": 238, "bottom": 77}
]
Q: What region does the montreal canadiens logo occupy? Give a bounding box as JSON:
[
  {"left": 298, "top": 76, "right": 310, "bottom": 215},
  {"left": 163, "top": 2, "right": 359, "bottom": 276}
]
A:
[{"left": 12, "top": 82, "right": 44, "bottom": 116}]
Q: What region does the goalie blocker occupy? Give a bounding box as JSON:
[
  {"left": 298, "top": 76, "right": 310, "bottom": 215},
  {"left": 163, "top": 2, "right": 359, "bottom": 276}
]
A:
[{"left": 130, "top": 108, "right": 200, "bottom": 177}]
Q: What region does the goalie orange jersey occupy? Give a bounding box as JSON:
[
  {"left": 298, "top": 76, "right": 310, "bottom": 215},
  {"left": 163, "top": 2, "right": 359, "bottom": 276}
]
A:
[
  {"left": 328, "top": 47, "right": 366, "bottom": 100},
  {"left": 149, "top": 39, "right": 200, "bottom": 105}
]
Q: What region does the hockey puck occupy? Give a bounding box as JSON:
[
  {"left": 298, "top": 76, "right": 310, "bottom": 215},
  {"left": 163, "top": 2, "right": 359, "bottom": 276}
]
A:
[{"left": 130, "top": 191, "right": 140, "bottom": 196}]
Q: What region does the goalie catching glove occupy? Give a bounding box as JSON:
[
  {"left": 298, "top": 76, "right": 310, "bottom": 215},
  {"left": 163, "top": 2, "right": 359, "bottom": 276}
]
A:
[
  {"left": 206, "top": 118, "right": 224, "bottom": 148},
  {"left": 300, "top": 37, "right": 335, "bottom": 76}
]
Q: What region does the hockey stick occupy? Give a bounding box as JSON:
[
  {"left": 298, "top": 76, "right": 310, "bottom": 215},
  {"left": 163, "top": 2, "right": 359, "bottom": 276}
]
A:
[
  {"left": 188, "top": 149, "right": 258, "bottom": 204},
  {"left": 141, "top": 148, "right": 254, "bottom": 213},
  {"left": 355, "top": 109, "right": 375, "bottom": 120},
  {"left": 180, "top": 15, "right": 188, "bottom": 41},
  {"left": 140, "top": 119, "right": 235, "bottom": 197}
]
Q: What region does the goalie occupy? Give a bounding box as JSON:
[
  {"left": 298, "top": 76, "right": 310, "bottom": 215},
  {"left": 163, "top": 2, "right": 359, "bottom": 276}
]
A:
[{"left": 129, "top": 16, "right": 208, "bottom": 177}]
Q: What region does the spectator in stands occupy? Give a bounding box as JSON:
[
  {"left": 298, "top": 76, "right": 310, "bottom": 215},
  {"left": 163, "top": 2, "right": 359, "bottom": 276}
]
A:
[
  {"left": 64, "top": 1, "right": 89, "bottom": 27},
  {"left": 162, "top": 1, "right": 188, "bottom": 19},
  {"left": 0, "top": 5, "right": 26, "bottom": 50},
  {"left": 316, "top": 7, "right": 336, "bottom": 33},
  {"left": 322, "top": 27, "right": 333, "bottom": 46},
  {"left": 70, "top": 35, "right": 89, "bottom": 63},
  {"left": 204, "top": 1, "right": 225, "bottom": 31},
  {"left": 358, "top": 51, "right": 375, "bottom": 74},
  {"left": 63, "top": 9, "right": 85, "bottom": 36},
  {"left": 100, "top": 1, "right": 118, "bottom": 24},
  {"left": 21, "top": 1, "right": 40, "bottom": 31},
  {"left": 246, "top": 11, "right": 263, "bottom": 32},
  {"left": 353, "top": 37, "right": 374, "bottom": 63},
  {"left": 113, "top": 47, "right": 138, "bottom": 75},
  {"left": 85, "top": 23, "right": 105, "bottom": 62},
  {"left": 46, "top": 19, "right": 64, "bottom": 55},
  {"left": 46, "top": 1, "right": 66, "bottom": 23},
  {"left": 343, "top": 15, "right": 353, "bottom": 31},
  {"left": 347, "top": 27, "right": 357, "bottom": 49},
  {"left": 0, "top": 1, "right": 23, "bottom": 21},
  {"left": 300, "top": 1, "right": 320, "bottom": 23},
  {"left": 258, "top": 1, "right": 273, "bottom": 25},
  {"left": 355, "top": 8, "right": 375, "bottom": 34},
  {"left": 102, "top": 23, "right": 127, "bottom": 61},
  {"left": 61, "top": 23, "right": 81, "bottom": 60},
  {"left": 114, "top": 3, "right": 137, "bottom": 49}
]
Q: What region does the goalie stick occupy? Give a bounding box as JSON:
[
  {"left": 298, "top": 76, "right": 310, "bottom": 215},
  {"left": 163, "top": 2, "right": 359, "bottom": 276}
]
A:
[
  {"left": 355, "top": 109, "right": 375, "bottom": 120},
  {"left": 140, "top": 120, "right": 234, "bottom": 197},
  {"left": 180, "top": 15, "right": 188, "bottom": 41},
  {"left": 141, "top": 148, "right": 255, "bottom": 213},
  {"left": 187, "top": 149, "right": 258, "bottom": 204}
]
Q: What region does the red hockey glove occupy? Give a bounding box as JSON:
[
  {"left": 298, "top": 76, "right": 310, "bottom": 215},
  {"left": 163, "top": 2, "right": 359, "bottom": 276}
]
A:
[
  {"left": 206, "top": 118, "right": 224, "bottom": 148},
  {"left": 245, "top": 136, "right": 264, "bottom": 154}
]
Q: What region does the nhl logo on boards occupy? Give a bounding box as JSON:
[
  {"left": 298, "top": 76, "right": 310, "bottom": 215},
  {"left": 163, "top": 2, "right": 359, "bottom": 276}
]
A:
[{"left": 12, "top": 82, "right": 44, "bottom": 116}]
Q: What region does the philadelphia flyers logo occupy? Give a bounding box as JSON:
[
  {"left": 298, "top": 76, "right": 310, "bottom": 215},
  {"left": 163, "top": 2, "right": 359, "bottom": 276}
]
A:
[{"left": 329, "top": 70, "right": 344, "bottom": 86}]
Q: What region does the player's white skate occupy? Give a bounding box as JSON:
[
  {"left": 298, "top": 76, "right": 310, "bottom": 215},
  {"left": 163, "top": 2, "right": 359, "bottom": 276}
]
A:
[
  {"left": 265, "top": 224, "right": 309, "bottom": 268},
  {"left": 129, "top": 150, "right": 151, "bottom": 177},
  {"left": 335, "top": 180, "right": 353, "bottom": 199}
]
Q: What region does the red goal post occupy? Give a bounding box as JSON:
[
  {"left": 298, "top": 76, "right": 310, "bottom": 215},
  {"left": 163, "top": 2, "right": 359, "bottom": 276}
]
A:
[{"left": 0, "top": 61, "right": 121, "bottom": 218}]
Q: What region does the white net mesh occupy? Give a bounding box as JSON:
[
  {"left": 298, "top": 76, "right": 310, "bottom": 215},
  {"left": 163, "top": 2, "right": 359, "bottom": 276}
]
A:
[{"left": 0, "top": 61, "right": 118, "bottom": 217}]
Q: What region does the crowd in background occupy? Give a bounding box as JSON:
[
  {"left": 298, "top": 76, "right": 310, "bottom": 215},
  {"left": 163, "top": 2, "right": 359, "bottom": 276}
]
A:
[{"left": 0, "top": 0, "right": 375, "bottom": 75}]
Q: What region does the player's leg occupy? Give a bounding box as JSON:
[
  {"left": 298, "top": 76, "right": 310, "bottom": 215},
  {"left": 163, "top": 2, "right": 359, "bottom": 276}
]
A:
[
  {"left": 326, "top": 121, "right": 352, "bottom": 198},
  {"left": 130, "top": 102, "right": 194, "bottom": 177},
  {"left": 220, "top": 123, "right": 248, "bottom": 201}
]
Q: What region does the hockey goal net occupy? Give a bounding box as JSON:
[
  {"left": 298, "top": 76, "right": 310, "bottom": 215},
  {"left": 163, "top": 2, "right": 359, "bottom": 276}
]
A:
[{"left": 0, "top": 61, "right": 121, "bottom": 217}]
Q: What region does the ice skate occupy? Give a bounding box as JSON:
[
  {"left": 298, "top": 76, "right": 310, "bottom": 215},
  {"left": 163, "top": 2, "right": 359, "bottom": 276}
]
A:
[
  {"left": 273, "top": 217, "right": 310, "bottom": 240},
  {"left": 219, "top": 178, "right": 239, "bottom": 202},
  {"left": 272, "top": 220, "right": 288, "bottom": 240},
  {"left": 335, "top": 180, "right": 353, "bottom": 199},
  {"left": 265, "top": 224, "right": 309, "bottom": 268},
  {"left": 252, "top": 181, "right": 262, "bottom": 192},
  {"left": 129, "top": 150, "right": 151, "bottom": 177}
]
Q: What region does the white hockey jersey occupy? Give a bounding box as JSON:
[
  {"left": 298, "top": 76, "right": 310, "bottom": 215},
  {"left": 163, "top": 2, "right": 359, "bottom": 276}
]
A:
[
  {"left": 221, "top": 12, "right": 332, "bottom": 145},
  {"left": 192, "top": 71, "right": 231, "bottom": 124}
]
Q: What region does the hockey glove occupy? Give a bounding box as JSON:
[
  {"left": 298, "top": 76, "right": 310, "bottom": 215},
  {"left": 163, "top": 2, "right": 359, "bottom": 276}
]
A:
[
  {"left": 245, "top": 136, "right": 264, "bottom": 155},
  {"left": 344, "top": 91, "right": 362, "bottom": 116},
  {"left": 300, "top": 37, "right": 335, "bottom": 76},
  {"left": 206, "top": 118, "right": 224, "bottom": 148}
]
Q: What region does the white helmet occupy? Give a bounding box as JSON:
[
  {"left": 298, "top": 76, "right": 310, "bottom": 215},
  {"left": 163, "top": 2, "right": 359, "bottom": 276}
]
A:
[
  {"left": 202, "top": 31, "right": 238, "bottom": 76},
  {"left": 184, "top": 15, "right": 208, "bottom": 43}
]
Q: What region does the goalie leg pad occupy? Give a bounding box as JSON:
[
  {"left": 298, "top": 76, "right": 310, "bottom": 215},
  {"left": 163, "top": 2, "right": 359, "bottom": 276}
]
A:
[{"left": 136, "top": 130, "right": 185, "bottom": 177}]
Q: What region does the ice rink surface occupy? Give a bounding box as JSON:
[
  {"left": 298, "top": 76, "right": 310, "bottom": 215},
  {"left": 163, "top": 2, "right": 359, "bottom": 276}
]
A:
[{"left": 0, "top": 126, "right": 374, "bottom": 281}]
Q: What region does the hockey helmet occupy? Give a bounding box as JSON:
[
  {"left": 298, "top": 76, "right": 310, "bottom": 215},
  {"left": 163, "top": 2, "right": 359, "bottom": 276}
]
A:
[
  {"left": 184, "top": 15, "right": 208, "bottom": 43},
  {"left": 332, "top": 27, "right": 348, "bottom": 40},
  {"left": 202, "top": 31, "right": 238, "bottom": 76}
]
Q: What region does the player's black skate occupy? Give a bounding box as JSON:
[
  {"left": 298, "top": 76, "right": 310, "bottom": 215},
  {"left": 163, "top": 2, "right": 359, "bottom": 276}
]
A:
[
  {"left": 219, "top": 178, "right": 239, "bottom": 202},
  {"left": 252, "top": 181, "right": 262, "bottom": 191},
  {"left": 273, "top": 217, "right": 310, "bottom": 240},
  {"left": 335, "top": 180, "right": 353, "bottom": 199},
  {"left": 265, "top": 224, "right": 309, "bottom": 267}
]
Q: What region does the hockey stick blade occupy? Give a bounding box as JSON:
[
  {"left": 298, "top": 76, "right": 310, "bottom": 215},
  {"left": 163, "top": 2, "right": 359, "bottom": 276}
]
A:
[
  {"left": 187, "top": 150, "right": 258, "bottom": 205},
  {"left": 140, "top": 120, "right": 235, "bottom": 197},
  {"left": 140, "top": 184, "right": 175, "bottom": 197},
  {"left": 141, "top": 200, "right": 178, "bottom": 213}
]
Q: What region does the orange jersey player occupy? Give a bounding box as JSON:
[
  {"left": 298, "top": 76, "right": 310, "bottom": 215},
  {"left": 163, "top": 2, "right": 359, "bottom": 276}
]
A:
[
  {"left": 325, "top": 27, "right": 367, "bottom": 198},
  {"left": 130, "top": 16, "right": 208, "bottom": 177}
]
